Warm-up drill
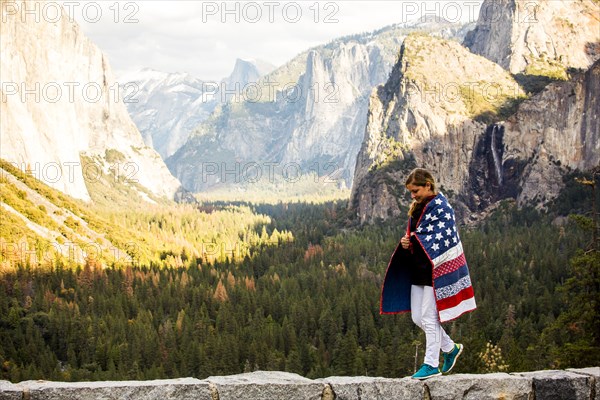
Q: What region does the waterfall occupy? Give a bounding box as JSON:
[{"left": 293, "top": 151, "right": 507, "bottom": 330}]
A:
[{"left": 491, "top": 125, "right": 503, "bottom": 185}]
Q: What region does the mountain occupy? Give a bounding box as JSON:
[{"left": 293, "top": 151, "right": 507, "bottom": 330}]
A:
[
  {"left": 349, "top": 34, "right": 526, "bottom": 223},
  {"left": 0, "top": 0, "right": 181, "bottom": 202},
  {"left": 223, "top": 58, "right": 276, "bottom": 93},
  {"left": 349, "top": 0, "right": 600, "bottom": 224},
  {"left": 120, "top": 59, "right": 276, "bottom": 159},
  {"left": 166, "top": 21, "right": 475, "bottom": 194},
  {"left": 118, "top": 68, "right": 217, "bottom": 159},
  {"left": 464, "top": 0, "right": 599, "bottom": 75}
]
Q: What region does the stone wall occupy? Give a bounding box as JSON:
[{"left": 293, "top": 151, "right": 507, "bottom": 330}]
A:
[{"left": 1, "top": 368, "right": 598, "bottom": 400}]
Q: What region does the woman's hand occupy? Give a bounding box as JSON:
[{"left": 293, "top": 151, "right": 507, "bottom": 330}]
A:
[{"left": 401, "top": 234, "right": 411, "bottom": 249}]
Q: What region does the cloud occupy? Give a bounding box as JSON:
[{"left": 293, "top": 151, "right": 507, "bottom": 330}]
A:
[{"left": 63, "top": 1, "right": 482, "bottom": 80}]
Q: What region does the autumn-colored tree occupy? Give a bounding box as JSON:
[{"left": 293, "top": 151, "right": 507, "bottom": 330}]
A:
[{"left": 213, "top": 279, "right": 229, "bottom": 302}]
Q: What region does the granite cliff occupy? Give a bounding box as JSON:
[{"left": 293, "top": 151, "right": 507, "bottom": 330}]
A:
[
  {"left": 470, "top": 58, "right": 600, "bottom": 210},
  {"left": 0, "top": 0, "right": 181, "bottom": 202},
  {"left": 350, "top": 0, "right": 600, "bottom": 224},
  {"left": 464, "top": 0, "right": 599, "bottom": 75}
]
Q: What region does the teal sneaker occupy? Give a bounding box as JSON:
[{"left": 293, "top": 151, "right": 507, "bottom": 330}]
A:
[
  {"left": 411, "top": 363, "right": 441, "bottom": 380},
  {"left": 442, "top": 343, "right": 463, "bottom": 374}
]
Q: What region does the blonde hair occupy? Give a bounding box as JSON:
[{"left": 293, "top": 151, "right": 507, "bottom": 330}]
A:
[{"left": 405, "top": 168, "right": 437, "bottom": 217}]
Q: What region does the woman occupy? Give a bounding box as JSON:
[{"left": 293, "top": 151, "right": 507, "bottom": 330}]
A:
[{"left": 380, "top": 168, "right": 476, "bottom": 380}]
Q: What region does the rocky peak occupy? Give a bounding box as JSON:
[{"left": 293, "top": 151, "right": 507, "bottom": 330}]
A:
[
  {"left": 121, "top": 58, "right": 275, "bottom": 161},
  {"left": 224, "top": 58, "right": 275, "bottom": 89},
  {"left": 350, "top": 33, "right": 525, "bottom": 223},
  {"left": 281, "top": 42, "right": 376, "bottom": 169},
  {"left": 464, "top": 0, "right": 600, "bottom": 74}
]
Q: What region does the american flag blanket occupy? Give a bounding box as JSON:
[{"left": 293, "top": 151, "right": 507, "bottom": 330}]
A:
[{"left": 380, "top": 193, "right": 476, "bottom": 322}]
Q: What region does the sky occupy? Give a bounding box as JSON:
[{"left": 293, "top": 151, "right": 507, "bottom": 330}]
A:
[{"left": 62, "top": 1, "right": 483, "bottom": 81}]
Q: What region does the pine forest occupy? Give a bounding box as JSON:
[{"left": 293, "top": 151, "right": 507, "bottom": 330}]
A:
[{"left": 1, "top": 162, "right": 598, "bottom": 382}]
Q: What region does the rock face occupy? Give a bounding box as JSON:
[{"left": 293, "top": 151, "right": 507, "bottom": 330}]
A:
[
  {"left": 1, "top": 368, "right": 598, "bottom": 400},
  {"left": 493, "top": 59, "right": 599, "bottom": 207},
  {"left": 0, "top": 380, "right": 20, "bottom": 400},
  {"left": 464, "top": 0, "right": 600, "bottom": 74},
  {"left": 167, "top": 22, "right": 473, "bottom": 193},
  {"left": 0, "top": 0, "right": 181, "bottom": 201},
  {"left": 349, "top": 34, "right": 525, "bottom": 223},
  {"left": 465, "top": 55, "right": 599, "bottom": 210}
]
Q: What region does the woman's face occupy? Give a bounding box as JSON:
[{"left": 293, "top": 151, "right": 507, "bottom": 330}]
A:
[{"left": 406, "top": 182, "right": 434, "bottom": 203}]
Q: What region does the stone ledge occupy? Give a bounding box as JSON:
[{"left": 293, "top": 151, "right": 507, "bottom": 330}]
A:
[
  {"left": 317, "top": 376, "right": 424, "bottom": 399},
  {"left": 568, "top": 367, "right": 600, "bottom": 399},
  {"left": 2, "top": 378, "right": 211, "bottom": 400},
  {"left": 207, "top": 371, "right": 325, "bottom": 400},
  {"left": 0, "top": 368, "right": 597, "bottom": 400},
  {"left": 424, "top": 372, "right": 533, "bottom": 400},
  {"left": 516, "top": 369, "right": 598, "bottom": 400},
  {"left": 0, "top": 380, "right": 20, "bottom": 400}
]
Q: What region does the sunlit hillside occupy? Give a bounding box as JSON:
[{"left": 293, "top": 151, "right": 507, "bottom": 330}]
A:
[{"left": 0, "top": 159, "right": 292, "bottom": 271}]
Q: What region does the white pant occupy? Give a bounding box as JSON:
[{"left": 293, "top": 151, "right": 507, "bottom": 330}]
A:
[{"left": 411, "top": 285, "right": 455, "bottom": 368}]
